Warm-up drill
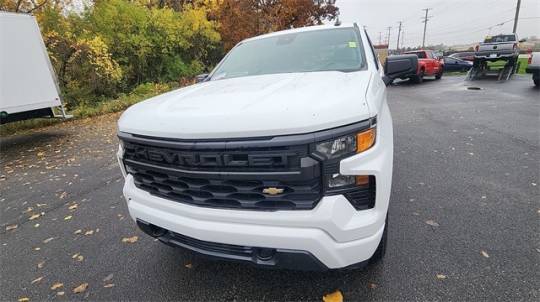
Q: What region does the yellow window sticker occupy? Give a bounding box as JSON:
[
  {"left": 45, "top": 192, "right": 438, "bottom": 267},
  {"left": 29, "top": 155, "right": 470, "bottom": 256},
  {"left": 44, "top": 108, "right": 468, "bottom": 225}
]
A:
[{"left": 348, "top": 41, "right": 357, "bottom": 48}]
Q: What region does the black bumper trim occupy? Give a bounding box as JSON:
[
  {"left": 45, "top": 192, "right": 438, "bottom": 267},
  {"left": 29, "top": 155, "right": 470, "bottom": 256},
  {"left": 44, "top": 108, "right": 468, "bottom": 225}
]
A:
[
  {"left": 137, "top": 219, "right": 331, "bottom": 271},
  {"left": 525, "top": 66, "right": 540, "bottom": 75}
]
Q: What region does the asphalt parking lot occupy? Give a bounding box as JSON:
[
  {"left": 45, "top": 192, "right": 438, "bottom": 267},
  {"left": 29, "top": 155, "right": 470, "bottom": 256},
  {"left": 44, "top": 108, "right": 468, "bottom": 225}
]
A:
[{"left": 1, "top": 75, "right": 539, "bottom": 301}]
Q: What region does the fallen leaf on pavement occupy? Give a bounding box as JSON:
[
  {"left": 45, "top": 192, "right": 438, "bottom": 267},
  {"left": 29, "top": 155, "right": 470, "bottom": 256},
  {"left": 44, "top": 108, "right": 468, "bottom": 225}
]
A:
[
  {"left": 122, "top": 236, "right": 138, "bottom": 244},
  {"left": 59, "top": 192, "right": 68, "bottom": 199},
  {"left": 29, "top": 213, "right": 41, "bottom": 221},
  {"left": 436, "top": 274, "right": 447, "bottom": 280},
  {"left": 73, "top": 283, "right": 88, "bottom": 294},
  {"left": 64, "top": 215, "right": 72, "bottom": 221},
  {"left": 74, "top": 229, "right": 82, "bottom": 234},
  {"left": 51, "top": 282, "right": 64, "bottom": 290},
  {"left": 323, "top": 290, "right": 343, "bottom": 302},
  {"left": 56, "top": 291, "right": 64, "bottom": 296},
  {"left": 425, "top": 220, "right": 440, "bottom": 227},
  {"left": 103, "top": 283, "right": 115, "bottom": 288},
  {"left": 103, "top": 274, "right": 113, "bottom": 282},
  {"left": 6, "top": 224, "right": 18, "bottom": 231},
  {"left": 185, "top": 263, "right": 193, "bottom": 269},
  {"left": 37, "top": 261, "right": 45, "bottom": 269},
  {"left": 481, "top": 250, "right": 490, "bottom": 258},
  {"left": 43, "top": 237, "right": 54, "bottom": 244},
  {"left": 84, "top": 230, "right": 94, "bottom": 236},
  {"left": 18, "top": 297, "right": 29, "bottom": 302},
  {"left": 68, "top": 204, "right": 78, "bottom": 210},
  {"left": 34, "top": 224, "right": 40, "bottom": 228},
  {"left": 368, "top": 282, "right": 378, "bottom": 289},
  {"left": 31, "top": 276, "right": 44, "bottom": 284}
]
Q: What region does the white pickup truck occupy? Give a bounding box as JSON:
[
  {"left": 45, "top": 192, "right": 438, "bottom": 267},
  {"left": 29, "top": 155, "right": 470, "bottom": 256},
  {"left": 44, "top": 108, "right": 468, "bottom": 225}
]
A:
[
  {"left": 526, "top": 52, "right": 540, "bottom": 87},
  {"left": 475, "top": 34, "right": 520, "bottom": 61},
  {"left": 117, "top": 24, "right": 415, "bottom": 270}
]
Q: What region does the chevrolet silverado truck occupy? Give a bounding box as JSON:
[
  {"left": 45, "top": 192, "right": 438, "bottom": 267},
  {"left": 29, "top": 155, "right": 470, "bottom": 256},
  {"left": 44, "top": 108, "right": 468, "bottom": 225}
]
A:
[
  {"left": 402, "top": 50, "right": 444, "bottom": 83},
  {"left": 475, "top": 34, "right": 520, "bottom": 61},
  {"left": 117, "top": 24, "right": 415, "bottom": 270},
  {"left": 526, "top": 51, "right": 540, "bottom": 87}
]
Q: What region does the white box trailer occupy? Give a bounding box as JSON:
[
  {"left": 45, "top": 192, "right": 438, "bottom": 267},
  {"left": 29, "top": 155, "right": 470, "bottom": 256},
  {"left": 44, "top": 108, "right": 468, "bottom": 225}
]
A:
[{"left": 0, "top": 12, "right": 69, "bottom": 124}]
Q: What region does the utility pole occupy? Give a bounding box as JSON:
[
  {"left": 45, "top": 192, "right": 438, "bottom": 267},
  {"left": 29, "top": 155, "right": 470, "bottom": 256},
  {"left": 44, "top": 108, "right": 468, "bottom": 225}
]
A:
[
  {"left": 513, "top": 0, "right": 521, "bottom": 33},
  {"left": 396, "top": 21, "right": 403, "bottom": 52},
  {"left": 421, "top": 8, "right": 432, "bottom": 48},
  {"left": 386, "top": 26, "right": 392, "bottom": 47},
  {"left": 401, "top": 30, "right": 405, "bottom": 49}
]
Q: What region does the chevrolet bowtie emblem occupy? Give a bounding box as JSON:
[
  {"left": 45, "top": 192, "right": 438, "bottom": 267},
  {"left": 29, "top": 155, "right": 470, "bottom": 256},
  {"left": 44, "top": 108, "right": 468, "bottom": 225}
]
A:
[{"left": 262, "top": 187, "right": 284, "bottom": 195}]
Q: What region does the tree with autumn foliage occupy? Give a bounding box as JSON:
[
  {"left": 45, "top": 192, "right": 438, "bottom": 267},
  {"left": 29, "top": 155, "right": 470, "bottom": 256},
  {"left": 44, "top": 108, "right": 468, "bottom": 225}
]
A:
[{"left": 214, "top": 0, "right": 339, "bottom": 50}]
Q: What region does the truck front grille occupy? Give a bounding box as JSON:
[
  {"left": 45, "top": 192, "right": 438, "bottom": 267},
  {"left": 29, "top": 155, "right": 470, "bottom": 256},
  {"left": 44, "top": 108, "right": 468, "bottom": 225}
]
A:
[
  {"left": 125, "top": 163, "right": 321, "bottom": 210},
  {"left": 120, "top": 132, "right": 322, "bottom": 210}
]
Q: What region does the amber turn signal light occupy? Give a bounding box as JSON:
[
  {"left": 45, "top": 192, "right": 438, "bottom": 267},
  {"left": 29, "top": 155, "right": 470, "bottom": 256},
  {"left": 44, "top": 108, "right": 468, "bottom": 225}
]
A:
[
  {"left": 356, "top": 128, "right": 376, "bottom": 153},
  {"left": 355, "top": 175, "right": 370, "bottom": 186}
]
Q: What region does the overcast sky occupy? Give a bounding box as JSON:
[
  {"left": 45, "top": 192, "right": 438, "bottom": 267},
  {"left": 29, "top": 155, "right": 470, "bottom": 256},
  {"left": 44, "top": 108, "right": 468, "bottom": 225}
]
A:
[{"left": 335, "top": 0, "right": 540, "bottom": 47}]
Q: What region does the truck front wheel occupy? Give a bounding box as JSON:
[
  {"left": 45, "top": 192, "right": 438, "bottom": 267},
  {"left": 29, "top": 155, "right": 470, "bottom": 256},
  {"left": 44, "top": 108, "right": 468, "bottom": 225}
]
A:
[{"left": 435, "top": 69, "right": 443, "bottom": 80}]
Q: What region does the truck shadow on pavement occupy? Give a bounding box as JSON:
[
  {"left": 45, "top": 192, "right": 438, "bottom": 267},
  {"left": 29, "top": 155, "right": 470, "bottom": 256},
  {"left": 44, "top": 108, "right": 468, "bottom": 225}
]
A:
[{"left": 153, "top": 246, "right": 386, "bottom": 300}]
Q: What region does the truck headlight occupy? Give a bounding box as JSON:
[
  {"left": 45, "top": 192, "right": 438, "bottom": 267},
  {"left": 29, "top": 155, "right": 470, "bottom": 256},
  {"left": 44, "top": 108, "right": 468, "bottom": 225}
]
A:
[{"left": 314, "top": 127, "right": 376, "bottom": 160}]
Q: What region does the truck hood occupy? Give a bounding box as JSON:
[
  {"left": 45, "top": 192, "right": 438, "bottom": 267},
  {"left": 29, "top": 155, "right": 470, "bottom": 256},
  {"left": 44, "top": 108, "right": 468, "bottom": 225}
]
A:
[{"left": 118, "top": 71, "right": 372, "bottom": 139}]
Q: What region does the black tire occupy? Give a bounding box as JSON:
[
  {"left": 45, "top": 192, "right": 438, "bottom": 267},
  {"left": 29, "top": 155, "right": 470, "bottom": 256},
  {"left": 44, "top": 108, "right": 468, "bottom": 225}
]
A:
[
  {"left": 435, "top": 70, "right": 443, "bottom": 80},
  {"left": 534, "top": 78, "right": 539, "bottom": 87},
  {"left": 369, "top": 215, "right": 388, "bottom": 264},
  {"left": 412, "top": 70, "right": 424, "bottom": 84}
]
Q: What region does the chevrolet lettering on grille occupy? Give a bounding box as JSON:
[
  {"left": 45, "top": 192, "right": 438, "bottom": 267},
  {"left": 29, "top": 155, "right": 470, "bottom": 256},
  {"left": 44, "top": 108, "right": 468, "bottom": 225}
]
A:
[{"left": 129, "top": 145, "right": 297, "bottom": 168}]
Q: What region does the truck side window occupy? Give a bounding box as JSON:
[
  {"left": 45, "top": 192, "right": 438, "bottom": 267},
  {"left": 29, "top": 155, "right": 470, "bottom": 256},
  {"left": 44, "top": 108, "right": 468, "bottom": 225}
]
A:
[{"left": 364, "top": 30, "right": 379, "bottom": 70}]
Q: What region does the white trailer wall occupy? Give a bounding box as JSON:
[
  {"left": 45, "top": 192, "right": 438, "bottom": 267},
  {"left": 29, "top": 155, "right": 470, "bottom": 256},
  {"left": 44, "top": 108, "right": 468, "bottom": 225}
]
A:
[{"left": 0, "top": 12, "right": 61, "bottom": 114}]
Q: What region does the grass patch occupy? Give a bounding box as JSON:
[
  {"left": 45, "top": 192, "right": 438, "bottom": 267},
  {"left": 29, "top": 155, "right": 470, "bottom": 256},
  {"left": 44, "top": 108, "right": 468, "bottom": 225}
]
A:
[
  {"left": 1, "top": 82, "right": 177, "bottom": 136},
  {"left": 487, "top": 58, "right": 528, "bottom": 74}
]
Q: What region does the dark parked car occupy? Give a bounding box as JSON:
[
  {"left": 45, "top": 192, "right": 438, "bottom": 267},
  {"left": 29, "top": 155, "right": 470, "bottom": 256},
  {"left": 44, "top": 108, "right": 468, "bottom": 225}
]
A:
[
  {"left": 443, "top": 57, "right": 473, "bottom": 72},
  {"left": 449, "top": 52, "right": 475, "bottom": 62}
]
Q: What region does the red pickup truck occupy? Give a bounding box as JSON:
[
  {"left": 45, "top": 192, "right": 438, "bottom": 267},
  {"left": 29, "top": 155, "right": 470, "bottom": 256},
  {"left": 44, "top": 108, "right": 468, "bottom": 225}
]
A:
[{"left": 403, "top": 50, "right": 444, "bottom": 83}]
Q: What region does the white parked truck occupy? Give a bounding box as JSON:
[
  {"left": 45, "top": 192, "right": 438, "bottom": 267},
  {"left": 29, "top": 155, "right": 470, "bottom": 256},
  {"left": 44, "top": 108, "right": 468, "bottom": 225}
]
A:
[
  {"left": 526, "top": 52, "right": 540, "bottom": 87},
  {"left": 117, "top": 24, "right": 415, "bottom": 270},
  {"left": 0, "top": 12, "right": 68, "bottom": 124}
]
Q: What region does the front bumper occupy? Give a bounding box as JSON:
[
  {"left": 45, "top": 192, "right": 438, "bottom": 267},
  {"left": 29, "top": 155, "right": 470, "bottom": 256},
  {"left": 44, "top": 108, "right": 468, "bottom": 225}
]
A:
[
  {"left": 120, "top": 103, "right": 393, "bottom": 270},
  {"left": 124, "top": 174, "right": 386, "bottom": 269},
  {"left": 526, "top": 65, "right": 540, "bottom": 76}
]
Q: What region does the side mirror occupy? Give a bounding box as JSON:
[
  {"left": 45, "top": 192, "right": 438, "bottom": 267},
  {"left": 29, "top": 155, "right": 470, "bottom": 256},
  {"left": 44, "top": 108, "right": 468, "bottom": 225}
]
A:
[
  {"left": 383, "top": 54, "right": 418, "bottom": 86},
  {"left": 196, "top": 73, "right": 209, "bottom": 83},
  {"left": 518, "top": 38, "right": 526, "bottom": 43}
]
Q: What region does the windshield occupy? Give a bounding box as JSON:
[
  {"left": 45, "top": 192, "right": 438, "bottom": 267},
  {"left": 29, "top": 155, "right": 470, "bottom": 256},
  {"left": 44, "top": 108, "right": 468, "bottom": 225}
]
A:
[
  {"left": 484, "top": 35, "right": 516, "bottom": 43},
  {"left": 210, "top": 28, "right": 366, "bottom": 80}
]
